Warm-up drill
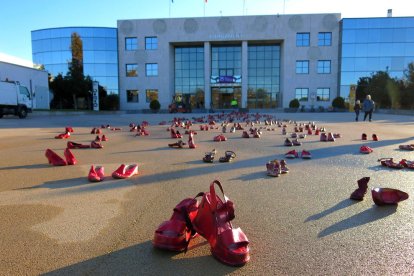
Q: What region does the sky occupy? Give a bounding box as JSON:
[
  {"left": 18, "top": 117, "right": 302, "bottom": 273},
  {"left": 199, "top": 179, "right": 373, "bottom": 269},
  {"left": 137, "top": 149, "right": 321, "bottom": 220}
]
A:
[{"left": 0, "top": 0, "right": 411, "bottom": 65}]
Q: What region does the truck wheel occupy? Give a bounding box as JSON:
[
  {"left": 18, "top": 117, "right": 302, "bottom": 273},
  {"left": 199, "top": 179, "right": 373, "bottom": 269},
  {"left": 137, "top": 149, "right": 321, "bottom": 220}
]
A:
[{"left": 18, "top": 107, "right": 28, "bottom": 119}]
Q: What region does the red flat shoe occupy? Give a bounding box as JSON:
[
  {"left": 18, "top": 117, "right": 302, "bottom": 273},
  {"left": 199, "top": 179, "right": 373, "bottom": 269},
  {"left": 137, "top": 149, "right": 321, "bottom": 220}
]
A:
[
  {"left": 91, "top": 141, "right": 103, "bottom": 149},
  {"left": 219, "top": 151, "right": 236, "bottom": 162},
  {"left": 55, "top": 132, "right": 70, "bottom": 139},
  {"left": 112, "top": 164, "right": 139, "bottom": 179},
  {"left": 45, "top": 149, "right": 67, "bottom": 166},
  {"left": 168, "top": 140, "right": 187, "bottom": 148},
  {"left": 372, "top": 134, "right": 379, "bottom": 141},
  {"left": 399, "top": 159, "right": 414, "bottom": 169},
  {"left": 64, "top": 148, "right": 77, "bottom": 165},
  {"left": 67, "top": 141, "right": 90, "bottom": 149},
  {"left": 193, "top": 180, "right": 250, "bottom": 266},
  {"left": 350, "top": 177, "right": 370, "bottom": 200},
  {"left": 88, "top": 165, "right": 105, "bottom": 182},
  {"left": 378, "top": 158, "right": 404, "bottom": 169},
  {"left": 285, "top": 149, "right": 299, "bottom": 159},
  {"left": 301, "top": 150, "right": 312, "bottom": 159},
  {"left": 153, "top": 193, "right": 204, "bottom": 252},
  {"left": 399, "top": 145, "right": 414, "bottom": 151},
  {"left": 360, "top": 146, "right": 373, "bottom": 154},
  {"left": 361, "top": 133, "right": 367, "bottom": 140},
  {"left": 371, "top": 187, "right": 409, "bottom": 206}
]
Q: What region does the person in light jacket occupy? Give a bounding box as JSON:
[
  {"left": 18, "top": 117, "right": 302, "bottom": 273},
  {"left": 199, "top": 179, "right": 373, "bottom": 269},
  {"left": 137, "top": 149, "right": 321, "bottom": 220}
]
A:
[{"left": 363, "top": 95, "right": 375, "bottom": 122}]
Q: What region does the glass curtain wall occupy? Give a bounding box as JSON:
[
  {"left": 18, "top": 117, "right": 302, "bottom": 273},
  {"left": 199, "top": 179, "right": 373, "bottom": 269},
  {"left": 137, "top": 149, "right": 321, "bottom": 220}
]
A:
[
  {"left": 340, "top": 17, "right": 414, "bottom": 99},
  {"left": 174, "top": 46, "right": 205, "bottom": 108},
  {"left": 211, "top": 45, "right": 242, "bottom": 109},
  {"left": 247, "top": 45, "right": 280, "bottom": 108},
  {"left": 32, "top": 27, "right": 118, "bottom": 94}
]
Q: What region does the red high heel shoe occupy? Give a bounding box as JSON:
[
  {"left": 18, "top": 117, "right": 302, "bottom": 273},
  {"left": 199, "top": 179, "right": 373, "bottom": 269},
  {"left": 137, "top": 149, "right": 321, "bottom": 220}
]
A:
[
  {"left": 193, "top": 180, "right": 250, "bottom": 266},
  {"left": 112, "top": 164, "right": 139, "bottom": 179},
  {"left": 153, "top": 193, "right": 204, "bottom": 252},
  {"left": 91, "top": 141, "right": 103, "bottom": 149},
  {"left": 65, "top": 127, "right": 74, "bottom": 133},
  {"left": 45, "top": 149, "right": 67, "bottom": 166},
  {"left": 88, "top": 165, "right": 105, "bottom": 182},
  {"left": 188, "top": 132, "right": 196, "bottom": 148},
  {"left": 371, "top": 187, "right": 409, "bottom": 206},
  {"left": 64, "top": 148, "right": 77, "bottom": 165}
]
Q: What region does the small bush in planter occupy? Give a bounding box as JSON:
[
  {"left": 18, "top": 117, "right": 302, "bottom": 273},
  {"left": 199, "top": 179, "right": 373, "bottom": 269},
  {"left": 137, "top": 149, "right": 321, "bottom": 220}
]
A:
[
  {"left": 332, "top": 97, "right": 345, "bottom": 109},
  {"left": 289, "top": 99, "right": 300, "bottom": 108},
  {"left": 149, "top": 99, "right": 161, "bottom": 111}
]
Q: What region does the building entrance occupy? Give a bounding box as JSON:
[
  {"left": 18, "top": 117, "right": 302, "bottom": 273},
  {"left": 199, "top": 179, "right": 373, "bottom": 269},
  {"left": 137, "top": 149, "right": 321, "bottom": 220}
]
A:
[{"left": 211, "top": 87, "right": 241, "bottom": 109}]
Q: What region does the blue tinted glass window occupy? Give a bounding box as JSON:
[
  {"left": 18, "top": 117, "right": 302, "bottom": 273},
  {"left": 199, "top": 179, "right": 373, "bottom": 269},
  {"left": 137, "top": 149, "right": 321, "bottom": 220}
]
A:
[
  {"left": 317, "top": 60, "right": 331, "bottom": 74},
  {"left": 146, "top": 63, "right": 158, "bottom": 76},
  {"left": 126, "top": 64, "right": 138, "bottom": 77},
  {"left": 317, "top": 88, "right": 330, "bottom": 101},
  {"left": 296, "top": 33, "right": 310, "bottom": 47},
  {"left": 295, "top": 88, "right": 308, "bottom": 101},
  {"left": 318, "top": 32, "right": 332, "bottom": 46},
  {"left": 145, "top": 37, "right": 158, "bottom": 50},
  {"left": 296, "top": 60, "right": 309, "bottom": 74},
  {"left": 126, "top": 37, "right": 137, "bottom": 50},
  {"left": 127, "top": 90, "right": 139, "bottom": 102}
]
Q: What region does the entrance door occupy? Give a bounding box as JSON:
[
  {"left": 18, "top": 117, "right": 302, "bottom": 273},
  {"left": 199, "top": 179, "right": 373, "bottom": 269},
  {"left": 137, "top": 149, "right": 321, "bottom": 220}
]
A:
[{"left": 211, "top": 87, "right": 241, "bottom": 109}]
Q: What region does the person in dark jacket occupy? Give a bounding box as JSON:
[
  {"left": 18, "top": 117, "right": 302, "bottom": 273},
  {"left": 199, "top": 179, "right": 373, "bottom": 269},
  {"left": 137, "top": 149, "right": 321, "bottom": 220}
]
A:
[
  {"left": 363, "top": 95, "right": 375, "bottom": 122},
  {"left": 354, "top": 100, "right": 361, "bottom": 121}
]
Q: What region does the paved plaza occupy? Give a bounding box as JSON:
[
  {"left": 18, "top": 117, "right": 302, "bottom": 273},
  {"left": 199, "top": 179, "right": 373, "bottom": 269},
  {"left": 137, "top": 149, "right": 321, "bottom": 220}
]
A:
[{"left": 0, "top": 111, "right": 413, "bottom": 275}]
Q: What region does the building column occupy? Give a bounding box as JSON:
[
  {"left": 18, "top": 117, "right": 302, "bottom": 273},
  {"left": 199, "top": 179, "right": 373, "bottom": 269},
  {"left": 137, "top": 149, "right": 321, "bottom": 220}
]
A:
[
  {"left": 204, "top": 41, "right": 211, "bottom": 110},
  {"left": 241, "top": 41, "right": 248, "bottom": 109}
]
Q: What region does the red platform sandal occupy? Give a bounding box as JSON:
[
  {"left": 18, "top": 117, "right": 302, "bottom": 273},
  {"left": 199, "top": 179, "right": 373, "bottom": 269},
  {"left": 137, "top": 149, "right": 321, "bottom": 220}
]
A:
[
  {"left": 153, "top": 192, "right": 204, "bottom": 252},
  {"left": 193, "top": 180, "right": 250, "bottom": 266}
]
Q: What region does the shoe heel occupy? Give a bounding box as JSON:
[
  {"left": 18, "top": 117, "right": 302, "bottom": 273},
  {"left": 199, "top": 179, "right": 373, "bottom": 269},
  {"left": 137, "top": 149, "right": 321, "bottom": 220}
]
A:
[{"left": 45, "top": 149, "right": 67, "bottom": 166}]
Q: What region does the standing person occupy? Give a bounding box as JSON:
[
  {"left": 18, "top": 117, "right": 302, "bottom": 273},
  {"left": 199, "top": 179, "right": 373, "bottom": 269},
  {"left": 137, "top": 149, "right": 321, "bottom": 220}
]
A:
[
  {"left": 354, "top": 100, "right": 361, "bottom": 121},
  {"left": 363, "top": 95, "right": 375, "bottom": 122}
]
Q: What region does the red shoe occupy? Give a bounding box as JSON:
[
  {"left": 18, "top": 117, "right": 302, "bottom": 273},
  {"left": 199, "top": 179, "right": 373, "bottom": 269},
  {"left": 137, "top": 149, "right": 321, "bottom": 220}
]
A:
[
  {"left": 315, "top": 129, "right": 320, "bottom": 135},
  {"left": 301, "top": 150, "right": 312, "bottom": 159},
  {"left": 327, "top": 132, "right": 335, "bottom": 142},
  {"left": 168, "top": 140, "right": 187, "bottom": 148},
  {"left": 153, "top": 193, "right": 204, "bottom": 252},
  {"left": 292, "top": 138, "right": 301, "bottom": 146},
  {"left": 188, "top": 132, "right": 197, "bottom": 148},
  {"left": 95, "top": 135, "right": 102, "bottom": 142},
  {"left": 45, "top": 149, "right": 67, "bottom": 166},
  {"left": 360, "top": 146, "right": 373, "bottom": 154},
  {"left": 112, "top": 164, "right": 139, "bottom": 179},
  {"left": 64, "top": 148, "right": 77, "bottom": 165},
  {"left": 193, "top": 180, "right": 250, "bottom": 266},
  {"left": 55, "top": 132, "right": 70, "bottom": 139},
  {"left": 399, "top": 145, "right": 414, "bottom": 151},
  {"left": 285, "top": 150, "right": 299, "bottom": 159},
  {"left": 67, "top": 141, "right": 90, "bottom": 149},
  {"left": 88, "top": 165, "right": 105, "bottom": 182},
  {"left": 378, "top": 158, "right": 404, "bottom": 169},
  {"left": 101, "top": 135, "right": 108, "bottom": 141},
  {"left": 350, "top": 177, "right": 370, "bottom": 200},
  {"left": 320, "top": 133, "right": 327, "bottom": 142},
  {"left": 214, "top": 134, "right": 227, "bottom": 142},
  {"left": 399, "top": 159, "right": 414, "bottom": 169},
  {"left": 91, "top": 128, "right": 97, "bottom": 134},
  {"left": 280, "top": 159, "right": 289, "bottom": 174},
  {"left": 372, "top": 134, "right": 379, "bottom": 141},
  {"left": 91, "top": 141, "right": 103, "bottom": 149},
  {"left": 371, "top": 188, "right": 409, "bottom": 206},
  {"left": 241, "top": 131, "right": 250, "bottom": 138},
  {"left": 307, "top": 128, "right": 313, "bottom": 135},
  {"left": 266, "top": 160, "right": 281, "bottom": 177},
  {"left": 65, "top": 127, "right": 74, "bottom": 133},
  {"left": 361, "top": 133, "right": 367, "bottom": 140}
]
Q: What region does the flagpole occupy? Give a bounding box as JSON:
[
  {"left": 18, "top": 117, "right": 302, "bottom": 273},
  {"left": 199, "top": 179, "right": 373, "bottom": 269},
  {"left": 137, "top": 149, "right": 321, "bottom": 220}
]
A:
[
  {"left": 169, "top": 0, "right": 171, "bottom": 18},
  {"left": 243, "top": 0, "right": 246, "bottom": 15},
  {"left": 204, "top": 1, "right": 206, "bottom": 17}
]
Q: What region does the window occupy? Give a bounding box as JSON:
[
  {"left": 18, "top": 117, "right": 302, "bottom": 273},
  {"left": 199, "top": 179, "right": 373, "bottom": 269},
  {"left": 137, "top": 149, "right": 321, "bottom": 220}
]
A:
[
  {"left": 318, "top": 32, "right": 332, "bottom": 46},
  {"left": 295, "top": 88, "right": 309, "bottom": 101},
  {"left": 146, "top": 63, "right": 158, "bottom": 76},
  {"left": 317, "top": 60, "right": 331, "bottom": 74},
  {"left": 296, "top": 33, "right": 310, "bottom": 47},
  {"left": 317, "top": 88, "right": 330, "bottom": 101},
  {"left": 127, "top": 90, "right": 139, "bottom": 102},
  {"left": 126, "top": 64, "right": 138, "bottom": 77},
  {"left": 145, "top": 37, "right": 158, "bottom": 50},
  {"left": 146, "top": 89, "right": 158, "bottom": 103},
  {"left": 296, "top": 60, "right": 309, "bottom": 74},
  {"left": 125, "top": 37, "right": 137, "bottom": 50}
]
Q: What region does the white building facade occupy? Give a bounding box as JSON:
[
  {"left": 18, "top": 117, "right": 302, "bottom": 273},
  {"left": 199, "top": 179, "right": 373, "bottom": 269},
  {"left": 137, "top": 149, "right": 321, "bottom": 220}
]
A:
[{"left": 117, "top": 13, "right": 340, "bottom": 111}]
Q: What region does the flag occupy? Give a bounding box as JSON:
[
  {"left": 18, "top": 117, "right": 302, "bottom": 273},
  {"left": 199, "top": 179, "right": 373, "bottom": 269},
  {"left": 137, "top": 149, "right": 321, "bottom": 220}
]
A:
[{"left": 205, "top": 0, "right": 207, "bottom": 2}]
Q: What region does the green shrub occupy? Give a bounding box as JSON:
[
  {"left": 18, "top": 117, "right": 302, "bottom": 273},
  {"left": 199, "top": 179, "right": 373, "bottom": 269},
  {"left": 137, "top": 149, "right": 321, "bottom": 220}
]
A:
[
  {"left": 289, "top": 99, "right": 300, "bottom": 108},
  {"left": 100, "top": 94, "right": 119, "bottom": 110},
  {"left": 149, "top": 99, "right": 161, "bottom": 110},
  {"left": 332, "top": 97, "right": 345, "bottom": 109}
]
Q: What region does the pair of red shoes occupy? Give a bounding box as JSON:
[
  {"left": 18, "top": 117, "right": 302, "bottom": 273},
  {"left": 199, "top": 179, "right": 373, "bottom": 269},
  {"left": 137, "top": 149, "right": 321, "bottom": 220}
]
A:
[
  {"left": 170, "top": 129, "right": 183, "bottom": 139},
  {"left": 378, "top": 158, "right": 414, "bottom": 169},
  {"left": 45, "top": 148, "right": 76, "bottom": 166},
  {"left": 95, "top": 135, "right": 108, "bottom": 142},
  {"left": 362, "top": 133, "right": 379, "bottom": 141},
  {"left": 153, "top": 180, "right": 250, "bottom": 266},
  {"left": 88, "top": 164, "right": 139, "bottom": 182},
  {"left": 285, "top": 149, "right": 312, "bottom": 159},
  {"left": 350, "top": 177, "right": 409, "bottom": 205},
  {"left": 91, "top": 128, "right": 102, "bottom": 134},
  {"left": 266, "top": 159, "right": 289, "bottom": 176}
]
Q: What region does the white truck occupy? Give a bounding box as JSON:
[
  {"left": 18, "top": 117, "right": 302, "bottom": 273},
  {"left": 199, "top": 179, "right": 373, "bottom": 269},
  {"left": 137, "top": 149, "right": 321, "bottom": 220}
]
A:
[{"left": 0, "top": 81, "right": 32, "bottom": 118}]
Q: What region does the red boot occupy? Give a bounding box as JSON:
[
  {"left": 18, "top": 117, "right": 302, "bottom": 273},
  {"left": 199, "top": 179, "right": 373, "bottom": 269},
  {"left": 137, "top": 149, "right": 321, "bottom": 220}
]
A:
[
  {"left": 350, "top": 177, "right": 369, "bottom": 200},
  {"left": 188, "top": 132, "right": 196, "bottom": 149}
]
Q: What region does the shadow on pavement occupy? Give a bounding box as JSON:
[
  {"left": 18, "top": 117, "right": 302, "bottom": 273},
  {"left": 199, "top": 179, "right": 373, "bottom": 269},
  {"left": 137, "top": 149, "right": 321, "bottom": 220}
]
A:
[{"left": 305, "top": 199, "right": 358, "bottom": 222}]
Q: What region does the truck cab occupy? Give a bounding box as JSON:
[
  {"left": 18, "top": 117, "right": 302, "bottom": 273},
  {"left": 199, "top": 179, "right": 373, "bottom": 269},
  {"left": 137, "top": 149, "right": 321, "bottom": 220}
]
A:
[{"left": 0, "top": 81, "right": 32, "bottom": 118}]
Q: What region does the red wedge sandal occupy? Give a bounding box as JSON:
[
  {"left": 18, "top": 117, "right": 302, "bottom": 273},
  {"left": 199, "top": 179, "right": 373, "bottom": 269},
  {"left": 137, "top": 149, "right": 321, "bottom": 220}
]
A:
[
  {"left": 193, "top": 180, "right": 250, "bottom": 266},
  {"left": 153, "top": 192, "right": 204, "bottom": 252}
]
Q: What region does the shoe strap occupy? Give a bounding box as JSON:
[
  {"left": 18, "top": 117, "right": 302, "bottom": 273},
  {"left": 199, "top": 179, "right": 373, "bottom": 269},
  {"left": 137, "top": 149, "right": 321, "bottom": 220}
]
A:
[{"left": 209, "top": 180, "right": 235, "bottom": 221}]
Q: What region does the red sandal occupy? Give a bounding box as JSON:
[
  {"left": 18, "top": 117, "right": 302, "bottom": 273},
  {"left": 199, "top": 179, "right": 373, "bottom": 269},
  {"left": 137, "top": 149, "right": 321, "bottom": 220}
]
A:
[
  {"left": 193, "top": 180, "right": 250, "bottom": 266},
  {"left": 153, "top": 192, "right": 204, "bottom": 252}
]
